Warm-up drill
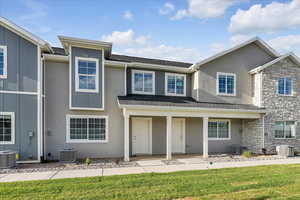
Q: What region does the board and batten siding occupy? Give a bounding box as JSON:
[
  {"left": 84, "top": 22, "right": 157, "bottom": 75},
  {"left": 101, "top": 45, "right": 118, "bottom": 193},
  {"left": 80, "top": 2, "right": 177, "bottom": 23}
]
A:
[
  {"left": 0, "top": 24, "right": 39, "bottom": 161},
  {"left": 70, "top": 47, "right": 104, "bottom": 110}
]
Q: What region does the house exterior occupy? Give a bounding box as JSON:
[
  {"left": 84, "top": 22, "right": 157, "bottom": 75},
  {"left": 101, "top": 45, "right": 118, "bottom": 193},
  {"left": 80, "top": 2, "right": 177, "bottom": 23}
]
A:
[{"left": 0, "top": 17, "right": 300, "bottom": 163}]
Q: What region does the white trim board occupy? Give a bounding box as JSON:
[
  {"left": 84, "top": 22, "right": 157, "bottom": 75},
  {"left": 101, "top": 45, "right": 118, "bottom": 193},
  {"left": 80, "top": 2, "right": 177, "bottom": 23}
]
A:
[
  {"left": 131, "top": 69, "right": 155, "bottom": 95},
  {"left": 0, "top": 45, "right": 7, "bottom": 79},
  {"left": 0, "top": 112, "right": 15, "bottom": 145},
  {"left": 216, "top": 72, "right": 236, "bottom": 96},
  {"left": 0, "top": 16, "right": 52, "bottom": 52},
  {"left": 75, "top": 56, "right": 99, "bottom": 93},
  {"left": 66, "top": 114, "right": 109, "bottom": 143},
  {"left": 0, "top": 90, "right": 38, "bottom": 95},
  {"left": 165, "top": 72, "right": 186, "bottom": 96},
  {"left": 190, "top": 37, "right": 279, "bottom": 71}
]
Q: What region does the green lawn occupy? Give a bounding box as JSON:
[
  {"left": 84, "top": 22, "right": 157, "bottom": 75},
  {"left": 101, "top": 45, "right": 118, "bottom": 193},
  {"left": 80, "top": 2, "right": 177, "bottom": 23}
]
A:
[{"left": 2, "top": 164, "right": 300, "bottom": 200}]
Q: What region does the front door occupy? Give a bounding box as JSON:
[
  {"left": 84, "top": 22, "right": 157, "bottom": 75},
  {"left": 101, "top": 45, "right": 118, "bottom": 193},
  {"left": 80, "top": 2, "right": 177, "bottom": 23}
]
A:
[
  {"left": 132, "top": 118, "right": 152, "bottom": 155},
  {"left": 172, "top": 118, "right": 186, "bottom": 154}
]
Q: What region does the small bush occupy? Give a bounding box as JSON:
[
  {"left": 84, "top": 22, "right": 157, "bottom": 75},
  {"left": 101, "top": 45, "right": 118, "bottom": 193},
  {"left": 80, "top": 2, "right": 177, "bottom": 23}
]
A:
[
  {"left": 242, "top": 151, "right": 252, "bottom": 158},
  {"left": 85, "top": 157, "right": 92, "bottom": 165}
]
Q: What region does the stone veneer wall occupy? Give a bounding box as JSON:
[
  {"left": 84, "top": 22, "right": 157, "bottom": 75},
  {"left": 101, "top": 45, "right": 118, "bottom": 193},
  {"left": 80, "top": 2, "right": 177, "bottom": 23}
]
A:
[
  {"left": 261, "top": 58, "right": 300, "bottom": 153},
  {"left": 242, "top": 119, "right": 264, "bottom": 154}
]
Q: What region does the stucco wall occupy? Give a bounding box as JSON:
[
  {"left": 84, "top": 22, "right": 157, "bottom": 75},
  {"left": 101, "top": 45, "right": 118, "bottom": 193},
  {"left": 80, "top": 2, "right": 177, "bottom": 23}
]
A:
[
  {"left": 197, "top": 43, "right": 275, "bottom": 104},
  {"left": 45, "top": 61, "right": 125, "bottom": 160}
]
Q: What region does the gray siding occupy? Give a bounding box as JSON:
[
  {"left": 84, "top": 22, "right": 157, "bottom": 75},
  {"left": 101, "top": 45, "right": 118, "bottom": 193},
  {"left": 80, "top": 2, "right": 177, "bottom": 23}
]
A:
[
  {"left": 0, "top": 25, "right": 38, "bottom": 92},
  {"left": 127, "top": 68, "right": 191, "bottom": 97},
  {"left": 197, "top": 43, "right": 275, "bottom": 104},
  {"left": 0, "top": 94, "right": 38, "bottom": 160},
  {"left": 45, "top": 61, "right": 125, "bottom": 160},
  {"left": 71, "top": 47, "right": 104, "bottom": 109}
]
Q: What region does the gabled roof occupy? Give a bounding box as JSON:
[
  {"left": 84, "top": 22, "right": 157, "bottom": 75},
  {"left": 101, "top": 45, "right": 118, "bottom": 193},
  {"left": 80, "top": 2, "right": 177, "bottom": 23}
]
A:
[
  {"left": 249, "top": 52, "right": 300, "bottom": 74},
  {"left": 190, "top": 37, "right": 280, "bottom": 71},
  {"left": 58, "top": 35, "right": 112, "bottom": 57},
  {"left": 0, "top": 16, "right": 52, "bottom": 52}
]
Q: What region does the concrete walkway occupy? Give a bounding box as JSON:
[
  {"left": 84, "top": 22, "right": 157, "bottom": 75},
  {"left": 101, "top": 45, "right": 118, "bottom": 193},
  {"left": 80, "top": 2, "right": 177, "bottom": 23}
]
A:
[{"left": 1, "top": 157, "right": 300, "bottom": 182}]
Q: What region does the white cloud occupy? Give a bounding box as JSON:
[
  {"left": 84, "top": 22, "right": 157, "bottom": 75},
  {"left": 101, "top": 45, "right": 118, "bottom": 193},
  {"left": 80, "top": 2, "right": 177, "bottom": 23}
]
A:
[
  {"left": 124, "top": 45, "right": 202, "bottom": 62},
  {"left": 159, "top": 2, "right": 175, "bottom": 15},
  {"left": 268, "top": 35, "right": 300, "bottom": 53},
  {"left": 230, "top": 34, "right": 254, "bottom": 45},
  {"left": 229, "top": 0, "right": 300, "bottom": 34},
  {"left": 123, "top": 10, "right": 133, "bottom": 20},
  {"left": 210, "top": 43, "right": 226, "bottom": 53},
  {"left": 172, "top": 0, "right": 236, "bottom": 20},
  {"left": 101, "top": 29, "right": 149, "bottom": 46}
]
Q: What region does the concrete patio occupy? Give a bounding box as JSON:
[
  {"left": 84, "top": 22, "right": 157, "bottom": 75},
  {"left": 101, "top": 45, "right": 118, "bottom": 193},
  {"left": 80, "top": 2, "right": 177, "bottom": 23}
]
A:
[{"left": 2, "top": 156, "right": 300, "bottom": 182}]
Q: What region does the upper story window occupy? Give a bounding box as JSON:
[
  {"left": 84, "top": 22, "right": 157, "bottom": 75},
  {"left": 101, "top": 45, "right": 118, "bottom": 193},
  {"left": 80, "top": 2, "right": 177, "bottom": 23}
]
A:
[
  {"left": 278, "top": 77, "right": 292, "bottom": 96},
  {"left": 165, "top": 73, "right": 186, "bottom": 96},
  {"left": 0, "top": 46, "right": 7, "bottom": 79},
  {"left": 75, "top": 57, "right": 99, "bottom": 93},
  {"left": 217, "top": 72, "right": 236, "bottom": 96},
  {"left": 275, "top": 121, "right": 296, "bottom": 139},
  {"left": 0, "top": 112, "right": 15, "bottom": 145},
  {"left": 67, "top": 115, "right": 108, "bottom": 143},
  {"left": 132, "top": 70, "right": 155, "bottom": 95},
  {"left": 208, "top": 119, "right": 230, "bottom": 140}
]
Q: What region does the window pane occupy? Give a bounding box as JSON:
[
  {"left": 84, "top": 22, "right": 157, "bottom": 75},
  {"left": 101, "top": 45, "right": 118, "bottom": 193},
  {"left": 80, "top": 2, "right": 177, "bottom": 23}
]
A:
[
  {"left": 208, "top": 122, "right": 218, "bottom": 138},
  {"left": 0, "top": 49, "right": 3, "bottom": 76},
  {"left": 285, "top": 78, "right": 292, "bottom": 95},
  {"left": 78, "top": 60, "right": 88, "bottom": 74},
  {"left": 144, "top": 73, "right": 153, "bottom": 93},
  {"left": 70, "top": 118, "right": 88, "bottom": 140},
  {"left": 176, "top": 76, "right": 184, "bottom": 94},
  {"left": 87, "top": 76, "right": 96, "bottom": 90},
  {"left": 87, "top": 61, "right": 96, "bottom": 75},
  {"left": 218, "top": 121, "right": 229, "bottom": 138},
  {"left": 134, "top": 73, "right": 143, "bottom": 92},
  {"left": 79, "top": 76, "right": 88, "bottom": 89},
  {"left": 227, "top": 76, "right": 234, "bottom": 94},
  {"left": 0, "top": 115, "right": 12, "bottom": 142},
  {"left": 285, "top": 121, "right": 296, "bottom": 138},
  {"left": 167, "top": 76, "right": 175, "bottom": 94},
  {"left": 278, "top": 78, "right": 285, "bottom": 95},
  {"left": 88, "top": 118, "right": 106, "bottom": 141},
  {"left": 218, "top": 75, "right": 226, "bottom": 93},
  {"left": 275, "top": 121, "right": 284, "bottom": 138}
]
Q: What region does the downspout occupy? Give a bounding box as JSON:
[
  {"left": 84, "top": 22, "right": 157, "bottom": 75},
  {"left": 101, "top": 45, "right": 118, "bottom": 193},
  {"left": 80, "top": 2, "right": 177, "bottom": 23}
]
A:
[{"left": 124, "top": 64, "right": 127, "bottom": 96}]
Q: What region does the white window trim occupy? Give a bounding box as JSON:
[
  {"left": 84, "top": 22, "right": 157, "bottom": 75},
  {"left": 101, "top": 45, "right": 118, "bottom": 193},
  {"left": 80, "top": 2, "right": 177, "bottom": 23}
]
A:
[
  {"left": 0, "top": 45, "right": 7, "bottom": 79},
  {"left": 75, "top": 57, "right": 99, "bottom": 93},
  {"left": 216, "top": 72, "right": 236, "bottom": 96},
  {"left": 165, "top": 72, "right": 186, "bottom": 96},
  {"left": 208, "top": 119, "right": 231, "bottom": 141},
  {"left": 131, "top": 69, "right": 155, "bottom": 95},
  {"left": 66, "top": 115, "right": 108, "bottom": 143},
  {"left": 277, "top": 77, "right": 294, "bottom": 96},
  {"left": 274, "top": 121, "right": 296, "bottom": 139},
  {"left": 0, "top": 112, "right": 15, "bottom": 145}
]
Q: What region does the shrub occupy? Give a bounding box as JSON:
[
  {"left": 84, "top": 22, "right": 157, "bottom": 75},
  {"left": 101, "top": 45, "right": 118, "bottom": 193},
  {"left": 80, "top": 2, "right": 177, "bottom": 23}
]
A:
[
  {"left": 85, "top": 157, "right": 92, "bottom": 165},
  {"left": 242, "top": 151, "right": 252, "bottom": 158}
]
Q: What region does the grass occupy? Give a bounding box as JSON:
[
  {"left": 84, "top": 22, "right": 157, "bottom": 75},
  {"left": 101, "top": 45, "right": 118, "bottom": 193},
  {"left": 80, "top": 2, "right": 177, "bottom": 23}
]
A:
[{"left": 2, "top": 164, "right": 300, "bottom": 199}]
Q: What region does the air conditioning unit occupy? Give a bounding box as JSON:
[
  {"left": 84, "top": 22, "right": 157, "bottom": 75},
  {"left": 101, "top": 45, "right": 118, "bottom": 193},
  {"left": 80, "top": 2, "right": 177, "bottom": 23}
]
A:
[
  {"left": 59, "top": 149, "right": 77, "bottom": 162},
  {"left": 0, "top": 151, "right": 16, "bottom": 169},
  {"left": 276, "top": 145, "right": 295, "bottom": 157}
]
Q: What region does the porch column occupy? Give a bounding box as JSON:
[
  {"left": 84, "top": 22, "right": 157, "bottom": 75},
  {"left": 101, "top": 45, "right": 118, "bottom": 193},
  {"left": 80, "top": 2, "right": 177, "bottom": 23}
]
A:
[
  {"left": 203, "top": 117, "right": 209, "bottom": 158},
  {"left": 124, "top": 114, "right": 130, "bottom": 162},
  {"left": 166, "top": 116, "right": 172, "bottom": 160}
]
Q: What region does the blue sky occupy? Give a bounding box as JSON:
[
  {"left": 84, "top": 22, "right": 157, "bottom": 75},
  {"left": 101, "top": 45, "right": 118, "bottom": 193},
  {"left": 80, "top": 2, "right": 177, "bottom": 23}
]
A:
[{"left": 0, "top": 0, "right": 300, "bottom": 62}]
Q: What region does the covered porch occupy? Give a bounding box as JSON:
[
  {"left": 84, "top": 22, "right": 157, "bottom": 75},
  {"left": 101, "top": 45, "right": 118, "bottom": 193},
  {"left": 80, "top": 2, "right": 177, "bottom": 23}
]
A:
[{"left": 119, "top": 95, "right": 266, "bottom": 162}]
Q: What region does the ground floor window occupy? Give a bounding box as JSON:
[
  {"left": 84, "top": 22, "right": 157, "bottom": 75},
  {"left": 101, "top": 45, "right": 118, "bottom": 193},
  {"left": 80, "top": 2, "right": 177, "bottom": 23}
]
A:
[
  {"left": 275, "top": 121, "right": 296, "bottom": 139},
  {"left": 66, "top": 115, "right": 108, "bottom": 143},
  {"left": 208, "top": 119, "right": 230, "bottom": 140},
  {"left": 0, "top": 112, "right": 14, "bottom": 144}
]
